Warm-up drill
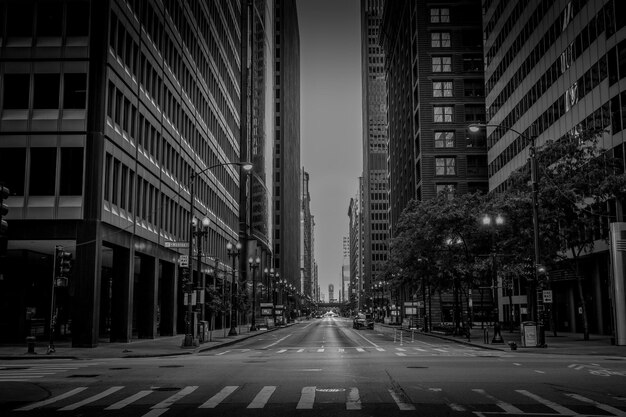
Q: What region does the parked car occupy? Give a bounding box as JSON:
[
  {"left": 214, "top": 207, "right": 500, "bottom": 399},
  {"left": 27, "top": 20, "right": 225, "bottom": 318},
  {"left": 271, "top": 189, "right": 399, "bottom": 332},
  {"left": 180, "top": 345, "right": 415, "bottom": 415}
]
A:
[{"left": 352, "top": 313, "right": 374, "bottom": 330}]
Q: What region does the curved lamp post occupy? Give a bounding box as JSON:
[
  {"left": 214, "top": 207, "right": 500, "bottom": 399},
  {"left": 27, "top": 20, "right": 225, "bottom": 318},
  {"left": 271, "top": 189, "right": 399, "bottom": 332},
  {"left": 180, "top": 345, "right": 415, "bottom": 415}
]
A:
[
  {"left": 469, "top": 123, "right": 541, "bottom": 322},
  {"left": 182, "top": 161, "right": 252, "bottom": 347},
  {"left": 248, "top": 255, "right": 260, "bottom": 330}
]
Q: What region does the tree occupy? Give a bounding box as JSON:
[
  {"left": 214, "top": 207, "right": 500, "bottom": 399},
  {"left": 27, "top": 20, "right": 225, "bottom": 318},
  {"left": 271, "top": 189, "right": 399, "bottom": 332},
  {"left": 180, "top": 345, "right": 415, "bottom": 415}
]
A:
[{"left": 505, "top": 129, "right": 626, "bottom": 340}]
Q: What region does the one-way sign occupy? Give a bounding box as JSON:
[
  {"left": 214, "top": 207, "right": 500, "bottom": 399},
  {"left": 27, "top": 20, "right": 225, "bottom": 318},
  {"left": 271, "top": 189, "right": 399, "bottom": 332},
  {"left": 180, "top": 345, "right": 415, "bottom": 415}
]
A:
[{"left": 165, "top": 241, "right": 189, "bottom": 248}]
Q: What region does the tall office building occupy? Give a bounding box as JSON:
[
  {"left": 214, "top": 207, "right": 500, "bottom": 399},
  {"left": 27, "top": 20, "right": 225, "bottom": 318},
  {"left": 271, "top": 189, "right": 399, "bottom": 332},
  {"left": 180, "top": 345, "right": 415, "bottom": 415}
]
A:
[
  {"left": 300, "top": 168, "right": 313, "bottom": 297},
  {"left": 0, "top": 0, "right": 271, "bottom": 346},
  {"left": 381, "top": 0, "right": 488, "bottom": 235},
  {"left": 361, "top": 0, "right": 389, "bottom": 307},
  {"left": 273, "top": 0, "right": 301, "bottom": 292},
  {"left": 483, "top": 0, "right": 626, "bottom": 334},
  {"left": 342, "top": 236, "right": 350, "bottom": 302},
  {"left": 348, "top": 179, "right": 365, "bottom": 311}
]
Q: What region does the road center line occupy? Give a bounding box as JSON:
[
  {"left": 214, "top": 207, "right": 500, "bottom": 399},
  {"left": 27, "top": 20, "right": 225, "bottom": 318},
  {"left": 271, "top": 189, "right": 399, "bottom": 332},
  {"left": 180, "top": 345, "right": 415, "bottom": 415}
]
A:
[{"left": 263, "top": 333, "right": 292, "bottom": 349}]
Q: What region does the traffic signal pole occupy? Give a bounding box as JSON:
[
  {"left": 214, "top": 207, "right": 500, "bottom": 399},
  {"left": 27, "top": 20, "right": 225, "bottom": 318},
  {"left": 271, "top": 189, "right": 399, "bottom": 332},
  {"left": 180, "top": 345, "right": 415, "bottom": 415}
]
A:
[{"left": 48, "top": 246, "right": 60, "bottom": 354}]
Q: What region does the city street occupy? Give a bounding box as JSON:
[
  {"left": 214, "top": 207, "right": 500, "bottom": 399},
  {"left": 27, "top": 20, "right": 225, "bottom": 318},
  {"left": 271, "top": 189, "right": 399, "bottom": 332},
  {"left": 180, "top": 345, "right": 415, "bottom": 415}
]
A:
[{"left": 1, "top": 317, "right": 625, "bottom": 416}]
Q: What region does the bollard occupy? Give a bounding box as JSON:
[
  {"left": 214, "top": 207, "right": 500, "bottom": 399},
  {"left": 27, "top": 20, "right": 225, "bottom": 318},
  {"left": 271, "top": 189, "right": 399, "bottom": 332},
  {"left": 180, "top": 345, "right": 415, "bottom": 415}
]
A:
[
  {"left": 26, "top": 336, "right": 36, "bottom": 354},
  {"left": 400, "top": 330, "right": 403, "bottom": 346},
  {"left": 394, "top": 330, "right": 397, "bottom": 343},
  {"left": 411, "top": 329, "right": 414, "bottom": 342}
]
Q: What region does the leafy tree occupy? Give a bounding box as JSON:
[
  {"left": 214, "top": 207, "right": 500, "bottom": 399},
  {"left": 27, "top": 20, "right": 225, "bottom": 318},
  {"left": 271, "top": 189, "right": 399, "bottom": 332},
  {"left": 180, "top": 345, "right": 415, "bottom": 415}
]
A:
[{"left": 505, "top": 129, "right": 626, "bottom": 340}]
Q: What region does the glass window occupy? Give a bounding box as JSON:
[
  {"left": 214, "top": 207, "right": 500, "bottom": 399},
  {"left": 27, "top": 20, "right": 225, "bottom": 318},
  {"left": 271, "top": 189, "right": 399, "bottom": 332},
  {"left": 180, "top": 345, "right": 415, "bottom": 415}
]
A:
[
  {"left": 0, "top": 148, "right": 26, "bottom": 195},
  {"left": 433, "top": 81, "right": 453, "bottom": 97},
  {"left": 432, "top": 56, "right": 452, "bottom": 72},
  {"left": 63, "top": 73, "right": 87, "bottom": 109},
  {"left": 66, "top": 1, "right": 90, "bottom": 36},
  {"left": 60, "top": 148, "right": 84, "bottom": 195},
  {"left": 33, "top": 74, "right": 60, "bottom": 109},
  {"left": 434, "top": 106, "right": 453, "bottom": 122},
  {"left": 434, "top": 131, "right": 455, "bottom": 148},
  {"left": 435, "top": 157, "right": 456, "bottom": 175},
  {"left": 29, "top": 148, "right": 57, "bottom": 195},
  {"left": 430, "top": 8, "right": 450, "bottom": 23},
  {"left": 436, "top": 183, "right": 456, "bottom": 199},
  {"left": 36, "top": 2, "right": 63, "bottom": 37},
  {"left": 431, "top": 32, "right": 451, "bottom": 48},
  {"left": 2, "top": 74, "right": 30, "bottom": 109},
  {"left": 7, "top": 2, "right": 33, "bottom": 37}
]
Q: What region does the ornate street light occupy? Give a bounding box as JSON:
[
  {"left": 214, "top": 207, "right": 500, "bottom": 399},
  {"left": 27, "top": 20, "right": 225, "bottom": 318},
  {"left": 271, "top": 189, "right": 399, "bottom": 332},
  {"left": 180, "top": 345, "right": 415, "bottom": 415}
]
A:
[
  {"left": 226, "top": 241, "right": 242, "bottom": 336},
  {"left": 194, "top": 215, "right": 210, "bottom": 329},
  {"left": 182, "top": 161, "right": 252, "bottom": 347},
  {"left": 248, "top": 255, "right": 261, "bottom": 331},
  {"left": 482, "top": 213, "right": 505, "bottom": 344}
]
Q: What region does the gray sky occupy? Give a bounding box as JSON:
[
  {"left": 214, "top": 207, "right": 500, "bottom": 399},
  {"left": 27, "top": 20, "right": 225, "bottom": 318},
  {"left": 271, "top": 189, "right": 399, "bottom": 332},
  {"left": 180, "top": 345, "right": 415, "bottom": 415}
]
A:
[{"left": 297, "top": 0, "right": 362, "bottom": 299}]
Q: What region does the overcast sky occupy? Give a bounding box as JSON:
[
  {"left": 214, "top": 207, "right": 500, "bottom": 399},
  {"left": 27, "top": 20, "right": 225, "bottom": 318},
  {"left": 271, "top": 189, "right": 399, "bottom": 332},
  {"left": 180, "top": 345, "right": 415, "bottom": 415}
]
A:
[{"left": 296, "top": 0, "right": 362, "bottom": 300}]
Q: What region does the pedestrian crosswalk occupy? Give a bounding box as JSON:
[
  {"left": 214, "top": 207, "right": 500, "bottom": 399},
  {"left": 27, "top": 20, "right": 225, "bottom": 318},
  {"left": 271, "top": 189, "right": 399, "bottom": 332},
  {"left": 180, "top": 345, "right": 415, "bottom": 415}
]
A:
[
  {"left": 0, "top": 362, "right": 99, "bottom": 382},
  {"left": 11, "top": 385, "right": 626, "bottom": 415},
  {"left": 213, "top": 345, "right": 508, "bottom": 357}
]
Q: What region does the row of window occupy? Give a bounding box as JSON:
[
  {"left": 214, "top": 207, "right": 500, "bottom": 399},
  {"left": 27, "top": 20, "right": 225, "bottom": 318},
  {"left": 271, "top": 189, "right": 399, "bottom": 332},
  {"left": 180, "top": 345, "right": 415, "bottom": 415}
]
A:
[
  {"left": 0, "top": 147, "right": 83, "bottom": 197},
  {"left": 1, "top": 1, "right": 89, "bottom": 40},
  {"left": 432, "top": 79, "right": 484, "bottom": 98},
  {"left": 2, "top": 73, "right": 87, "bottom": 110},
  {"left": 433, "top": 105, "right": 485, "bottom": 124},
  {"left": 489, "top": 41, "right": 626, "bottom": 176}
]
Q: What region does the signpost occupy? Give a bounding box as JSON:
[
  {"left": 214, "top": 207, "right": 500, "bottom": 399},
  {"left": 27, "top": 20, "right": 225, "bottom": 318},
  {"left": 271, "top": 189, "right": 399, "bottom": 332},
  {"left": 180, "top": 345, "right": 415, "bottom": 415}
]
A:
[
  {"left": 178, "top": 255, "right": 189, "bottom": 268},
  {"left": 542, "top": 290, "right": 553, "bottom": 303}
]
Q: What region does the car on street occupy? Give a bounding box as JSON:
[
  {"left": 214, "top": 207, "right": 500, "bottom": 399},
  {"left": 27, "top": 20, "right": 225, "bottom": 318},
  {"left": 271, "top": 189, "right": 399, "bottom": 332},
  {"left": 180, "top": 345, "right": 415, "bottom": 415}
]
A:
[{"left": 352, "top": 313, "right": 374, "bottom": 329}]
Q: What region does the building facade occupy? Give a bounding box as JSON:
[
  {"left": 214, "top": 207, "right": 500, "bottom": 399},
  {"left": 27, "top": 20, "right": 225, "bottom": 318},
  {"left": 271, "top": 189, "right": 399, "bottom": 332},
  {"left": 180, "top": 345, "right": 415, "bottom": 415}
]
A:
[
  {"left": 0, "top": 0, "right": 276, "bottom": 345},
  {"left": 300, "top": 168, "right": 313, "bottom": 298},
  {"left": 360, "top": 0, "right": 390, "bottom": 310},
  {"left": 348, "top": 179, "right": 365, "bottom": 312},
  {"left": 381, "top": 0, "right": 488, "bottom": 235},
  {"left": 272, "top": 0, "right": 301, "bottom": 294},
  {"left": 483, "top": 0, "right": 626, "bottom": 334}
]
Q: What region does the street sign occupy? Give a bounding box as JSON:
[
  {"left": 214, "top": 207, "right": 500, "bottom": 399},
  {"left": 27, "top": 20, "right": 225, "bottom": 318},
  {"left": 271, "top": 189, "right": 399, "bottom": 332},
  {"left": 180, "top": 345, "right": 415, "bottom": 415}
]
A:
[
  {"left": 542, "top": 290, "right": 553, "bottom": 303},
  {"left": 165, "top": 241, "right": 189, "bottom": 248},
  {"left": 179, "top": 255, "right": 189, "bottom": 267}
]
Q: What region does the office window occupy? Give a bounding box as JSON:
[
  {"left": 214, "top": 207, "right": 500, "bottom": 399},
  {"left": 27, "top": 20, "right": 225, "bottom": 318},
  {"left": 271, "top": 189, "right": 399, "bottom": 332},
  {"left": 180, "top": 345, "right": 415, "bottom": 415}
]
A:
[
  {"left": 36, "top": 2, "right": 63, "bottom": 37},
  {"left": 432, "top": 56, "right": 452, "bottom": 72},
  {"left": 434, "top": 106, "right": 453, "bottom": 122},
  {"left": 431, "top": 32, "right": 451, "bottom": 48},
  {"left": 430, "top": 8, "right": 450, "bottom": 23},
  {"left": 60, "top": 148, "right": 84, "bottom": 195},
  {"left": 2, "top": 74, "right": 30, "bottom": 109},
  {"left": 435, "top": 157, "right": 456, "bottom": 175},
  {"left": 66, "top": 1, "right": 90, "bottom": 36},
  {"left": 0, "top": 148, "right": 26, "bottom": 195},
  {"left": 433, "top": 81, "right": 453, "bottom": 97},
  {"left": 7, "top": 2, "right": 33, "bottom": 37},
  {"left": 33, "top": 74, "right": 60, "bottom": 109},
  {"left": 63, "top": 73, "right": 87, "bottom": 109},
  {"left": 434, "top": 131, "right": 455, "bottom": 148},
  {"left": 29, "top": 148, "right": 56, "bottom": 195}
]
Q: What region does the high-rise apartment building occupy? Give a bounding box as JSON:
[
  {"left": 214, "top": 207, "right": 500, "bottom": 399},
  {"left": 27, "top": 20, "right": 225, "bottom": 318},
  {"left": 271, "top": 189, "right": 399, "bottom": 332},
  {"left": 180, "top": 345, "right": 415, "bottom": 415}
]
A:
[
  {"left": 273, "top": 0, "right": 301, "bottom": 292},
  {"left": 360, "top": 0, "right": 389, "bottom": 306},
  {"left": 381, "top": 0, "right": 488, "bottom": 235},
  {"left": 0, "top": 0, "right": 275, "bottom": 346},
  {"left": 483, "top": 0, "right": 626, "bottom": 334}
]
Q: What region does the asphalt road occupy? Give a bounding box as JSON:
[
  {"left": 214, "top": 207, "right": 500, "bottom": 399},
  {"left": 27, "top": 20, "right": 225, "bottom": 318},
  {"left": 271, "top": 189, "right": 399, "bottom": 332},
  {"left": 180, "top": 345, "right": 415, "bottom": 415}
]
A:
[{"left": 1, "top": 316, "right": 626, "bottom": 416}]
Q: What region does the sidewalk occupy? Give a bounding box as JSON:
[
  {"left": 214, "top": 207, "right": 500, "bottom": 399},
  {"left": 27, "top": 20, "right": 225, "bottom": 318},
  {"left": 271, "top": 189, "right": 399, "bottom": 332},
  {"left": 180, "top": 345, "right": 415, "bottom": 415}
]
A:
[
  {"left": 0, "top": 323, "right": 292, "bottom": 360},
  {"left": 392, "top": 324, "right": 626, "bottom": 357}
]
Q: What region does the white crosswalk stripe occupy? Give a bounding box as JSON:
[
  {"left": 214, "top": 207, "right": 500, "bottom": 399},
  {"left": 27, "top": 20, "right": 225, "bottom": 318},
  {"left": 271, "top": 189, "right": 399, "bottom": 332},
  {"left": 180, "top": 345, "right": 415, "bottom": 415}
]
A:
[{"left": 14, "top": 384, "right": 626, "bottom": 414}]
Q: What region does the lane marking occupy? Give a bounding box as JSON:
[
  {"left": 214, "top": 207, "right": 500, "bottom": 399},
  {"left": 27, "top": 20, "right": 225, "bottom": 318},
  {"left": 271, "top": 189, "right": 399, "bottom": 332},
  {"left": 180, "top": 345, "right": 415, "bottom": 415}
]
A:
[
  {"left": 106, "top": 390, "right": 153, "bottom": 410},
  {"left": 297, "top": 348, "right": 305, "bottom": 353},
  {"left": 566, "top": 393, "right": 626, "bottom": 416},
  {"left": 351, "top": 327, "right": 381, "bottom": 348},
  {"left": 199, "top": 386, "right": 239, "bottom": 408},
  {"left": 376, "top": 347, "right": 385, "bottom": 352},
  {"left": 60, "top": 386, "right": 124, "bottom": 411},
  {"left": 388, "top": 388, "right": 415, "bottom": 410},
  {"left": 513, "top": 363, "right": 522, "bottom": 366},
  {"left": 356, "top": 347, "right": 365, "bottom": 352},
  {"left": 277, "top": 349, "right": 287, "bottom": 353},
  {"left": 247, "top": 386, "right": 276, "bottom": 408},
  {"left": 396, "top": 348, "right": 406, "bottom": 352},
  {"left": 413, "top": 347, "right": 427, "bottom": 352},
  {"left": 516, "top": 390, "right": 577, "bottom": 415},
  {"left": 216, "top": 350, "right": 230, "bottom": 356},
  {"left": 395, "top": 352, "right": 407, "bottom": 357},
  {"left": 433, "top": 348, "right": 448, "bottom": 353},
  {"left": 15, "top": 387, "right": 88, "bottom": 411},
  {"left": 473, "top": 389, "right": 523, "bottom": 414},
  {"left": 534, "top": 370, "right": 545, "bottom": 374},
  {"left": 151, "top": 386, "right": 197, "bottom": 409},
  {"left": 263, "top": 334, "right": 292, "bottom": 349},
  {"left": 449, "top": 403, "right": 466, "bottom": 411},
  {"left": 317, "top": 348, "right": 325, "bottom": 352},
  {"left": 346, "top": 387, "right": 361, "bottom": 410},
  {"left": 297, "top": 386, "right": 316, "bottom": 409},
  {"left": 338, "top": 348, "right": 345, "bottom": 353},
  {"left": 141, "top": 409, "right": 168, "bottom": 417}
]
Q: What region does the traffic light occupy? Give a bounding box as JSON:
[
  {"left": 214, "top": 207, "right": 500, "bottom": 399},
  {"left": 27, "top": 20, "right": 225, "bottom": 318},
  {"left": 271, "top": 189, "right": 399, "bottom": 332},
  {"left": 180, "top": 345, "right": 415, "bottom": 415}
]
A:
[
  {"left": 0, "top": 185, "right": 9, "bottom": 238},
  {"left": 55, "top": 246, "right": 72, "bottom": 287}
]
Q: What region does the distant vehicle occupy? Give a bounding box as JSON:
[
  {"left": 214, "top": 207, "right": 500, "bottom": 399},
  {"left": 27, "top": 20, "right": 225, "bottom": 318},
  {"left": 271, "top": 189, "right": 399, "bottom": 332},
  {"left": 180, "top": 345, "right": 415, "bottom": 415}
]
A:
[{"left": 352, "top": 313, "right": 374, "bottom": 330}]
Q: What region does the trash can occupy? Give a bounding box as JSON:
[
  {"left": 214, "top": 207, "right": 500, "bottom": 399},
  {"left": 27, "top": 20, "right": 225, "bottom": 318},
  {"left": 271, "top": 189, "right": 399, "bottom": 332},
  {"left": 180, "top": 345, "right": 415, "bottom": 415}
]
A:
[{"left": 521, "top": 321, "right": 543, "bottom": 347}]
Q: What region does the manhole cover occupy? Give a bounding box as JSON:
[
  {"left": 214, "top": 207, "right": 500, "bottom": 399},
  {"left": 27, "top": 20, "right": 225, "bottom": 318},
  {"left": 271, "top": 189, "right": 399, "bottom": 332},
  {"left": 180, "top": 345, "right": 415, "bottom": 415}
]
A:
[
  {"left": 159, "top": 365, "right": 183, "bottom": 368},
  {"left": 67, "top": 374, "right": 100, "bottom": 378}
]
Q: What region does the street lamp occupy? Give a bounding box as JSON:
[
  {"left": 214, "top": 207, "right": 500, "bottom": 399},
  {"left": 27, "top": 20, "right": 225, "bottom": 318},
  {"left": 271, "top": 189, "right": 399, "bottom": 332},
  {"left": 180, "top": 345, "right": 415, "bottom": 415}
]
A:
[
  {"left": 248, "top": 255, "right": 261, "bottom": 331},
  {"left": 469, "top": 123, "right": 541, "bottom": 322},
  {"left": 226, "top": 241, "right": 242, "bottom": 336},
  {"left": 482, "top": 213, "right": 505, "bottom": 343},
  {"left": 195, "top": 215, "right": 210, "bottom": 330},
  {"left": 182, "top": 161, "right": 252, "bottom": 347},
  {"left": 444, "top": 236, "right": 464, "bottom": 335}
]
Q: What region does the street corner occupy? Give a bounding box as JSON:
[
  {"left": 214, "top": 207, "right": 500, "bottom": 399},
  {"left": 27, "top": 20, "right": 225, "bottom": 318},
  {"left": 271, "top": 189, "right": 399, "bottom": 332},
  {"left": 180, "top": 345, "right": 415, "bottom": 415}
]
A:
[{"left": 0, "top": 381, "right": 49, "bottom": 411}]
